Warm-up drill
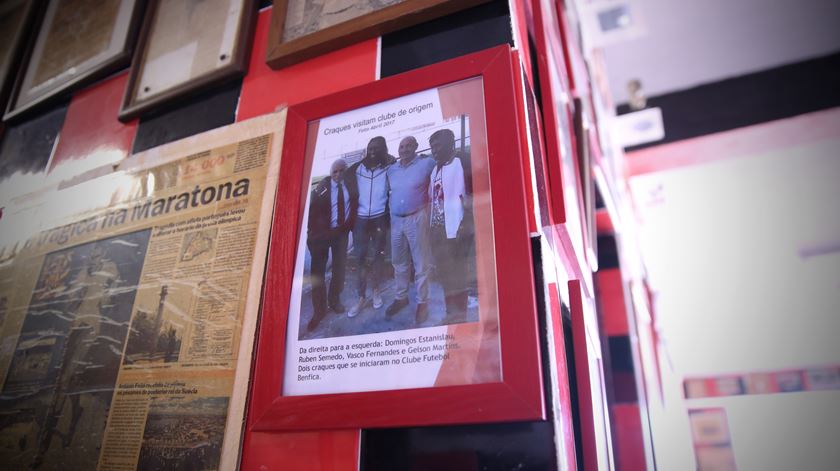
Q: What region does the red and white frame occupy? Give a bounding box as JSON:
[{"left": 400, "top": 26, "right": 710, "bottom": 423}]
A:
[{"left": 247, "top": 45, "right": 544, "bottom": 432}]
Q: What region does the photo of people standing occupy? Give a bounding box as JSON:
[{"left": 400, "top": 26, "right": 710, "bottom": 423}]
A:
[{"left": 297, "top": 115, "right": 477, "bottom": 340}]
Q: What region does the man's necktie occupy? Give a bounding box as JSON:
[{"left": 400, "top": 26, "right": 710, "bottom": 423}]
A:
[{"left": 336, "top": 182, "right": 345, "bottom": 228}]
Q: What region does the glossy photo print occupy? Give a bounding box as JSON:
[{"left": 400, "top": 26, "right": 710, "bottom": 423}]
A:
[{"left": 284, "top": 77, "right": 502, "bottom": 396}]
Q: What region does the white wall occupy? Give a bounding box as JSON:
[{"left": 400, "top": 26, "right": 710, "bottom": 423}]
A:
[
  {"left": 599, "top": 0, "right": 840, "bottom": 103},
  {"left": 630, "top": 134, "right": 840, "bottom": 375},
  {"left": 628, "top": 109, "right": 840, "bottom": 470}
]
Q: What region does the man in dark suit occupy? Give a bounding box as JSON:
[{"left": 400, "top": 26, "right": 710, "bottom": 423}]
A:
[{"left": 306, "top": 158, "right": 354, "bottom": 331}]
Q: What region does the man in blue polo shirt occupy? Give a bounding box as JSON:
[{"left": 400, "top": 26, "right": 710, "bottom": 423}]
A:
[{"left": 385, "top": 136, "right": 436, "bottom": 323}]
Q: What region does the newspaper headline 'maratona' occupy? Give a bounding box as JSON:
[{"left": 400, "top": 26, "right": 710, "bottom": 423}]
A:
[
  {"left": 131, "top": 178, "right": 250, "bottom": 221},
  {"left": 25, "top": 178, "right": 251, "bottom": 249}
]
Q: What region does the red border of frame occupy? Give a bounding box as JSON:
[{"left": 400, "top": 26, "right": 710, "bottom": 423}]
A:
[
  {"left": 531, "top": 0, "right": 593, "bottom": 295},
  {"left": 569, "top": 279, "right": 612, "bottom": 471},
  {"left": 247, "top": 46, "right": 544, "bottom": 431}
]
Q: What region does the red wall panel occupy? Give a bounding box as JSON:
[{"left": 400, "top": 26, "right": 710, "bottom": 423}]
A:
[
  {"left": 241, "top": 430, "right": 360, "bottom": 471},
  {"left": 48, "top": 72, "right": 137, "bottom": 181},
  {"left": 611, "top": 404, "right": 647, "bottom": 471},
  {"left": 597, "top": 269, "right": 628, "bottom": 337},
  {"left": 236, "top": 8, "right": 378, "bottom": 122}
]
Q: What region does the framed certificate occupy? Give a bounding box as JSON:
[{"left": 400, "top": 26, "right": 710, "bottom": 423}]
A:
[
  {"left": 266, "top": 0, "right": 488, "bottom": 69},
  {"left": 119, "top": 0, "right": 257, "bottom": 121},
  {"left": 5, "top": 0, "right": 145, "bottom": 121},
  {"left": 248, "top": 46, "right": 543, "bottom": 430}
]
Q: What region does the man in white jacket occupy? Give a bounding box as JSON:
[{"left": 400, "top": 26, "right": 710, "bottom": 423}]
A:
[
  {"left": 346, "top": 136, "right": 395, "bottom": 317},
  {"left": 428, "top": 129, "right": 469, "bottom": 324}
]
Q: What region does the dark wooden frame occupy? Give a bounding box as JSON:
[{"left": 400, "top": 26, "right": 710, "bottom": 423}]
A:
[
  {"left": 266, "top": 0, "right": 488, "bottom": 69},
  {"left": 248, "top": 46, "right": 544, "bottom": 431},
  {"left": 0, "top": 0, "right": 40, "bottom": 119},
  {"left": 4, "top": 0, "right": 145, "bottom": 122},
  {"left": 118, "top": 0, "right": 257, "bottom": 122}
]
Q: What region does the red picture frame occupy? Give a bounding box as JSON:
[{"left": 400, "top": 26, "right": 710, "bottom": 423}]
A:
[
  {"left": 247, "top": 46, "right": 544, "bottom": 431},
  {"left": 531, "top": 0, "right": 593, "bottom": 294},
  {"left": 569, "top": 279, "right": 615, "bottom": 471}
]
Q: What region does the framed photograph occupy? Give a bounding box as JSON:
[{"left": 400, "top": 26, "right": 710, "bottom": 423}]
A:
[
  {"left": 119, "top": 0, "right": 257, "bottom": 121},
  {"left": 5, "top": 0, "right": 145, "bottom": 121},
  {"left": 532, "top": 0, "right": 591, "bottom": 291},
  {"left": 521, "top": 63, "right": 551, "bottom": 230},
  {"left": 249, "top": 46, "right": 543, "bottom": 430},
  {"left": 689, "top": 408, "right": 732, "bottom": 447},
  {"left": 568, "top": 279, "right": 615, "bottom": 470},
  {"left": 573, "top": 96, "right": 598, "bottom": 270},
  {"left": 266, "top": 0, "right": 489, "bottom": 69}
]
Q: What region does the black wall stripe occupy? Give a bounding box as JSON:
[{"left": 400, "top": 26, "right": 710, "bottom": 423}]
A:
[
  {"left": 562, "top": 309, "right": 585, "bottom": 470},
  {"left": 362, "top": 421, "right": 557, "bottom": 470},
  {"left": 0, "top": 103, "right": 68, "bottom": 182},
  {"left": 380, "top": 0, "right": 513, "bottom": 78},
  {"left": 597, "top": 234, "right": 619, "bottom": 270},
  {"left": 595, "top": 185, "right": 605, "bottom": 210},
  {"left": 608, "top": 336, "right": 634, "bottom": 373},
  {"left": 132, "top": 80, "right": 242, "bottom": 154},
  {"left": 618, "top": 51, "right": 840, "bottom": 151},
  {"left": 532, "top": 235, "right": 557, "bottom": 422}
]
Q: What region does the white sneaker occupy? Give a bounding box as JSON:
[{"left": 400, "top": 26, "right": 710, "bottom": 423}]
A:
[
  {"left": 372, "top": 290, "right": 383, "bottom": 309},
  {"left": 348, "top": 297, "right": 366, "bottom": 318}
]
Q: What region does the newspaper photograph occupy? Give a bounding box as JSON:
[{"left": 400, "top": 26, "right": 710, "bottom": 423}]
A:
[{"left": 0, "top": 112, "right": 284, "bottom": 470}]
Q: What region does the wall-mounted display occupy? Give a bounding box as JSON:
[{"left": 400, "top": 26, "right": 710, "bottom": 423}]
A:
[
  {"left": 249, "top": 46, "right": 543, "bottom": 430},
  {"left": 0, "top": 112, "right": 285, "bottom": 470},
  {"left": 522, "top": 63, "right": 551, "bottom": 229},
  {"left": 688, "top": 408, "right": 737, "bottom": 471},
  {"left": 569, "top": 279, "right": 615, "bottom": 471},
  {"left": 573, "top": 97, "right": 598, "bottom": 269},
  {"left": 266, "top": 0, "right": 488, "bottom": 69},
  {"left": 5, "top": 0, "right": 145, "bottom": 121},
  {"left": 531, "top": 0, "right": 591, "bottom": 291},
  {"left": 120, "top": 0, "right": 257, "bottom": 121}
]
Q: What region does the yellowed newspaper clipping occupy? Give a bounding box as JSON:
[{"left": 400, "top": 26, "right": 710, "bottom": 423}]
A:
[{"left": 0, "top": 112, "right": 285, "bottom": 471}]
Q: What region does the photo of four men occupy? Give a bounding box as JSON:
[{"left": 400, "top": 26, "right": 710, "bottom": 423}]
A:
[{"left": 303, "top": 120, "right": 477, "bottom": 339}]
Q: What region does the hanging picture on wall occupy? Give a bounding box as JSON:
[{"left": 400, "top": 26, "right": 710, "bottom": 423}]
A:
[
  {"left": 249, "top": 46, "right": 544, "bottom": 431},
  {"left": 531, "top": 0, "right": 592, "bottom": 290},
  {"left": 5, "top": 0, "right": 145, "bottom": 121},
  {"left": 573, "top": 97, "right": 598, "bottom": 268},
  {"left": 266, "top": 0, "right": 488, "bottom": 68},
  {"left": 286, "top": 85, "right": 493, "bottom": 398},
  {"left": 0, "top": 0, "right": 38, "bottom": 116},
  {"left": 0, "top": 111, "right": 285, "bottom": 471},
  {"left": 119, "top": 0, "right": 257, "bottom": 121}
]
